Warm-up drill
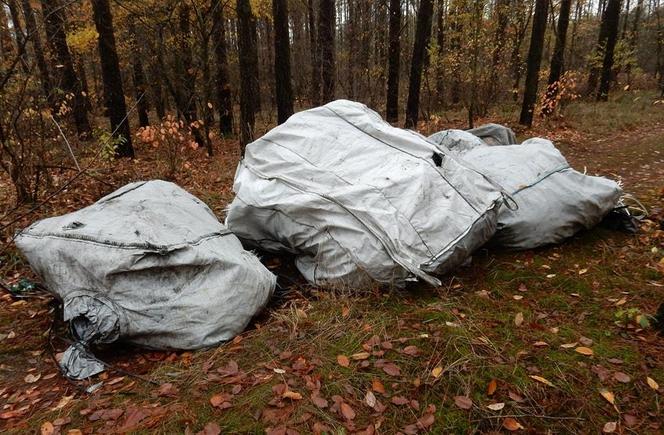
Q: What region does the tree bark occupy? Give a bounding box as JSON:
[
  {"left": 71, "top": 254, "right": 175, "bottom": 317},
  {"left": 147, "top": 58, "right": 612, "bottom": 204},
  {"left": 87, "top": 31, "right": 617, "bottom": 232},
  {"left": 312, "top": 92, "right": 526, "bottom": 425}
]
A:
[
  {"left": 587, "top": 3, "right": 612, "bottom": 94},
  {"left": 212, "top": 0, "right": 233, "bottom": 136},
  {"left": 405, "top": 0, "right": 434, "bottom": 129},
  {"left": 91, "top": 0, "right": 134, "bottom": 157},
  {"left": 21, "top": 0, "right": 54, "bottom": 109},
  {"left": 318, "top": 0, "right": 335, "bottom": 103},
  {"left": 542, "top": 0, "right": 572, "bottom": 115},
  {"left": 7, "top": 0, "right": 28, "bottom": 73},
  {"left": 519, "top": 0, "right": 549, "bottom": 126},
  {"left": 488, "top": 0, "right": 510, "bottom": 102},
  {"left": 386, "top": 0, "right": 401, "bottom": 123},
  {"left": 41, "top": 0, "right": 91, "bottom": 138},
  {"left": 597, "top": 0, "right": 622, "bottom": 101},
  {"left": 273, "top": 0, "right": 294, "bottom": 124},
  {"left": 308, "top": 0, "right": 320, "bottom": 104},
  {"left": 237, "top": 0, "right": 257, "bottom": 152}
]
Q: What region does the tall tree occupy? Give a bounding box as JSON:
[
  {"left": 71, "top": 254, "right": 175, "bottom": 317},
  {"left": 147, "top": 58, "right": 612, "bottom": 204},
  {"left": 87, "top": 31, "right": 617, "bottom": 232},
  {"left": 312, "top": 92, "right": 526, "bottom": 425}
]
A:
[
  {"left": 386, "top": 0, "right": 402, "bottom": 123},
  {"left": 21, "top": 0, "right": 53, "bottom": 108},
  {"left": 597, "top": 0, "right": 622, "bottom": 101},
  {"left": 273, "top": 0, "right": 294, "bottom": 124},
  {"left": 237, "top": 0, "right": 258, "bottom": 151},
  {"left": 542, "top": 0, "right": 572, "bottom": 115},
  {"left": 128, "top": 21, "right": 149, "bottom": 127},
  {"left": 489, "top": 0, "right": 510, "bottom": 102},
  {"left": 435, "top": 0, "right": 446, "bottom": 103},
  {"left": 7, "top": 0, "right": 27, "bottom": 72},
  {"left": 308, "top": 0, "right": 320, "bottom": 104},
  {"left": 41, "top": 0, "right": 91, "bottom": 137},
  {"left": 91, "top": 0, "right": 133, "bottom": 157},
  {"left": 318, "top": 0, "right": 336, "bottom": 103},
  {"left": 519, "top": 0, "right": 549, "bottom": 126},
  {"left": 587, "top": 3, "right": 612, "bottom": 94},
  {"left": 212, "top": 0, "right": 233, "bottom": 136},
  {"left": 405, "top": 0, "right": 434, "bottom": 129}
]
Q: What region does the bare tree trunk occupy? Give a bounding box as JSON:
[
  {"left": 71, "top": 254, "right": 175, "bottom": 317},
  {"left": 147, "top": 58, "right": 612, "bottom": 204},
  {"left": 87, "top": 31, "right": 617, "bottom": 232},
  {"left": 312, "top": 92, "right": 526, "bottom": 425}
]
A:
[
  {"left": 519, "top": 0, "right": 549, "bottom": 126},
  {"left": 386, "top": 0, "right": 401, "bottom": 123},
  {"left": 7, "top": 0, "right": 28, "bottom": 73},
  {"left": 587, "top": 3, "right": 612, "bottom": 94},
  {"left": 488, "top": 0, "right": 510, "bottom": 102},
  {"left": 91, "top": 0, "right": 133, "bottom": 157},
  {"left": 41, "top": 0, "right": 91, "bottom": 138},
  {"left": 435, "top": 0, "right": 445, "bottom": 104},
  {"left": 128, "top": 21, "right": 149, "bottom": 127},
  {"left": 212, "top": 0, "right": 233, "bottom": 136},
  {"left": 237, "top": 0, "right": 257, "bottom": 152},
  {"left": 318, "top": 0, "right": 336, "bottom": 103},
  {"left": 21, "top": 0, "right": 54, "bottom": 109},
  {"left": 597, "top": 0, "right": 623, "bottom": 101},
  {"left": 542, "top": 0, "right": 572, "bottom": 115},
  {"left": 273, "top": 0, "right": 294, "bottom": 124},
  {"left": 308, "top": 0, "right": 320, "bottom": 105},
  {"left": 405, "top": 0, "right": 434, "bottom": 128}
]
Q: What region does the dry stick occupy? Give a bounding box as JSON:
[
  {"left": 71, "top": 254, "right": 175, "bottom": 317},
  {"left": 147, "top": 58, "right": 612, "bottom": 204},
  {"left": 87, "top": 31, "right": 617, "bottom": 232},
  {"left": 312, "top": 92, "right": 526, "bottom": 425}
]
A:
[
  {"left": 50, "top": 114, "right": 81, "bottom": 171},
  {"left": 0, "top": 92, "right": 146, "bottom": 255}
]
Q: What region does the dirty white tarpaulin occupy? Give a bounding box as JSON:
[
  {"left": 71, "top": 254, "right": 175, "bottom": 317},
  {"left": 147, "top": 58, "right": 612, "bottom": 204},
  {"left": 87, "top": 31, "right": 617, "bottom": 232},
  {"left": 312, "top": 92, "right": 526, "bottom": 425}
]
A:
[
  {"left": 226, "top": 100, "right": 505, "bottom": 287},
  {"left": 428, "top": 127, "right": 623, "bottom": 249},
  {"left": 16, "top": 181, "right": 276, "bottom": 379}
]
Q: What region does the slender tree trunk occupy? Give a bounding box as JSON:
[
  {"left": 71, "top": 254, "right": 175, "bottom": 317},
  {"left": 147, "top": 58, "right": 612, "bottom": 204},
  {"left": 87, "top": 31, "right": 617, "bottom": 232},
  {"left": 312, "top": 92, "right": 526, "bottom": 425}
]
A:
[
  {"left": 542, "top": 0, "right": 572, "bottom": 115},
  {"left": 318, "top": 0, "right": 336, "bottom": 103},
  {"left": 237, "top": 0, "right": 257, "bottom": 152},
  {"left": 405, "top": 0, "right": 434, "bottom": 129},
  {"left": 308, "top": 0, "right": 320, "bottom": 104},
  {"left": 91, "top": 0, "right": 134, "bottom": 157},
  {"left": 386, "top": 0, "right": 402, "bottom": 123},
  {"left": 519, "top": 0, "right": 549, "bottom": 126},
  {"left": 587, "top": 3, "right": 612, "bottom": 94},
  {"left": 435, "top": 0, "right": 445, "bottom": 104},
  {"left": 41, "top": 0, "right": 91, "bottom": 138},
  {"left": 489, "top": 0, "right": 510, "bottom": 102},
  {"left": 129, "top": 22, "right": 149, "bottom": 128},
  {"left": 273, "top": 0, "right": 294, "bottom": 124},
  {"left": 597, "top": 0, "right": 622, "bottom": 101},
  {"left": 212, "top": 1, "right": 233, "bottom": 136},
  {"left": 21, "top": 0, "right": 54, "bottom": 109},
  {"left": 7, "top": 0, "right": 28, "bottom": 73}
]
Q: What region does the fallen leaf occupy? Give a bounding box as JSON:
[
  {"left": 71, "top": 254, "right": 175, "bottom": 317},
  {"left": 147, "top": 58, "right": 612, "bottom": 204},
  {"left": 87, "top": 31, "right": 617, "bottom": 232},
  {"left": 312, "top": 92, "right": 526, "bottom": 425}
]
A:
[
  {"left": 487, "top": 402, "right": 505, "bottom": 411},
  {"left": 579, "top": 336, "right": 594, "bottom": 346},
  {"left": 454, "top": 396, "right": 473, "bottom": 410},
  {"left": 560, "top": 342, "right": 578, "bottom": 349},
  {"left": 578, "top": 268, "right": 588, "bottom": 275},
  {"left": 431, "top": 366, "right": 443, "bottom": 378},
  {"left": 351, "top": 352, "right": 370, "bottom": 360},
  {"left": 402, "top": 345, "right": 420, "bottom": 356},
  {"left": 503, "top": 417, "right": 524, "bottom": 431},
  {"left": 599, "top": 388, "right": 619, "bottom": 411},
  {"left": 209, "top": 393, "right": 232, "bottom": 409},
  {"left": 52, "top": 395, "right": 74, "bottom": 411},
  {"left": 529, "top": 375, "right": 554, "bottom": 387},
  {"left": 24, "top": 373, "right": 41, "bottom": 384},
  {"left": 508, "top": 391, "right": 525, "bottom": 402},
  {"left": 365, "top": 391, "right": 377, "bottom": 408},
  {"left": 40, "top": 421, "right": 55, "bottom": 435},
  {"left": 337, "top": 355, "right": 350, "bottom": 367},
  {"left": 198, "top": 422, "right": 221, "bottom": 435},
  {"left": 340, "top": 403, "right": 355, "bottom": 421},
  {"left": 513, "top": 295, "right": 524, "bottom": 300},
  {"left": 382, "top": 363, "right": 401, "bottom": 376},
  {"left": 533, "top": 341, "right": 549, "bottom": 347},
  {"left": 311, "top": 393, "right": 328, "bottom": 408},
  {"left": 603, "top": 422, "right": 617, "bottom": 433},
  {"left": 647, "top": 377, "right": 659, "bottom": 391},
  {"left": 623, "top": 414, "right": 638, "bottom": 427},
  {"left": 613, "top": 372, "right": 631, "bottom": 383},
  {"left": 514, "top": 312, "right": 524, "bottom": 327},
  {"left": 157, "top": 383, "right": 178, "bottom": 397},
  {"left": 283, "top": 390, "right": 303, "bottom": 400},
  {"left": 615, "top": 297, "right": 627, "bottom": 306},
  {"left": 487, "top": 379, "right": 497, "bottom": 396},
  {"left": 575, "top": 347, "right": 594, "bottom": 356},
  {"left": 372, "top": 378, "right": 386, "bottom": 394},
  {"left": 391, "top": 396, "right": 409, "bottom": 406}
]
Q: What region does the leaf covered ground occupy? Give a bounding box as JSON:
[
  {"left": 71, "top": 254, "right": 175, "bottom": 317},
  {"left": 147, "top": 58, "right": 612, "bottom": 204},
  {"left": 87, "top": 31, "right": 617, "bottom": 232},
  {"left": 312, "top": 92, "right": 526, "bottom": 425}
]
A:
[{"left": 1, "top": 93, "right": 663, "bottom": 434}]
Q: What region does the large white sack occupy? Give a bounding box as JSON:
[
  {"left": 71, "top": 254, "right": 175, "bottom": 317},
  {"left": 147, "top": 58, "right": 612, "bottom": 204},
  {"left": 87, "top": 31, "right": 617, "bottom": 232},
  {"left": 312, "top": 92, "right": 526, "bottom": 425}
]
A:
[
  {"left": 16, "top": 180, "right": 276, "bottom": 379},
  {"left": 226, "top": 100, "right": 505, "bottom": 287},
  {"left": 427, "top": 129, "right": 622, "bottom": 249}
]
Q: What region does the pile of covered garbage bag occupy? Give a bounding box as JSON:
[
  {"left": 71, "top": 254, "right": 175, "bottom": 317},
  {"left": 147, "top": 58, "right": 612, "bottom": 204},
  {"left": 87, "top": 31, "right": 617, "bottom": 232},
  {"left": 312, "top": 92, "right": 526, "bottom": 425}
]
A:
[{"left": 14, "top": 100, "right": 627, "bottom": 379}]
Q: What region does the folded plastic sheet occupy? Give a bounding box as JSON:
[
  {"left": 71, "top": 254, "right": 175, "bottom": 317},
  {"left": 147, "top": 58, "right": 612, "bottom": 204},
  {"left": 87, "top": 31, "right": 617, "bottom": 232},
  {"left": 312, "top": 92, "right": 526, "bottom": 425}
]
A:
[
  {"left": 16, "top": 181, "right": 276, "bottom": 379},
  {"left": 428, "top": 127, "right": 622, "bottom": 249},
  {"left": 226, "top": 100, "right": 505, "bottom": 287}
]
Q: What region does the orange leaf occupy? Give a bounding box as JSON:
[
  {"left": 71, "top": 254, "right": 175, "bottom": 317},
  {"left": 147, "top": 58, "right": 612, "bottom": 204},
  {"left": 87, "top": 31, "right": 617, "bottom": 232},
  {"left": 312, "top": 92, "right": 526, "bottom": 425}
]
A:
[
  {"left": 487, "top": 379, "right": 497, "bottom": 396},
  {"left": 503, "top": 417, "right": 524, "bottom": 431},
  {"left": 337, "top": 355, "right": 350, "bottom": 367},
  {"left": 340, "top": 403, "right": 356, "bottom": 421}
]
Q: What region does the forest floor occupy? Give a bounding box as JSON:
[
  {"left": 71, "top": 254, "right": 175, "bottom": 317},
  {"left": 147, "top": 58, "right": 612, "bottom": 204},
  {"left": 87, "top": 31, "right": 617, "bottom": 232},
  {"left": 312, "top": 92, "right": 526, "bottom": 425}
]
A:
[{"left": 1, "top": 91, "right": 663, "bottom": 434}]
